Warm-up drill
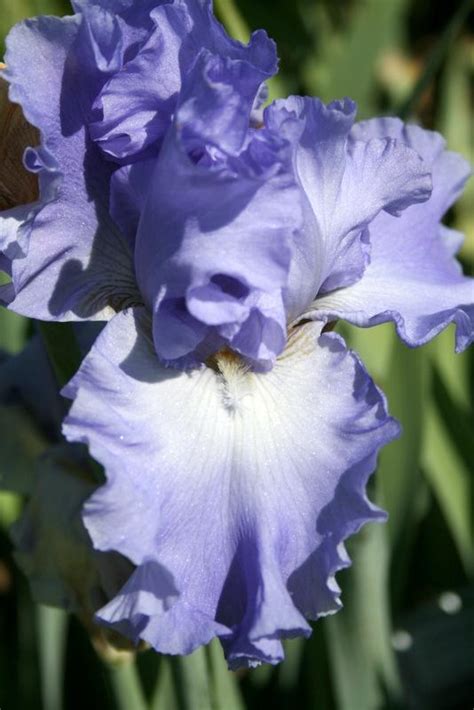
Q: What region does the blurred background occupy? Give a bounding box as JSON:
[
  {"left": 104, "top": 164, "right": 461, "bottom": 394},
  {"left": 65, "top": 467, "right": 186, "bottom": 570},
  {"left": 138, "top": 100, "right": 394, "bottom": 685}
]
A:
[{"left": 0, "top": 1, "right": 473, "bottom": 708}]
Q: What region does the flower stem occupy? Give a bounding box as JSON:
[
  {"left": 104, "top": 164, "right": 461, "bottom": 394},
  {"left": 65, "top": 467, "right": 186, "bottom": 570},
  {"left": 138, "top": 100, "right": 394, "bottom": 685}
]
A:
[
  {"left": 108, "top": 659, "right": 149, "bottom": 710},
  {"left": 36, "top": 606, "right": 67, "bottom": 710},
  {"left": 169, "top": 649, "right": 213, "bottom": 710}
]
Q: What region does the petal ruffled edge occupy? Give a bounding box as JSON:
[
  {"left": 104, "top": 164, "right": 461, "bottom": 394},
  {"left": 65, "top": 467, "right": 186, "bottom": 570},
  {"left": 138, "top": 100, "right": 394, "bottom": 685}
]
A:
[{"left": 62, "top": 308, "right": 399, "bottom": 667}]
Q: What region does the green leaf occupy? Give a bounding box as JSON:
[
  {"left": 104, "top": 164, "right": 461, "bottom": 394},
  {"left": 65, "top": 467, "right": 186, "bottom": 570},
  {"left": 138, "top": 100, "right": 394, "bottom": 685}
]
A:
[
  {"left": 378, "top": 343, "right": 427, "bottom": 548},
  {"left": 0, "top": 0, "right": 70, "bottom": 54},
  {"left": 422, "top": 401, "right": 473, "bottom": 576},
  {"left": 0, "top": 490, "right": 22, "bottom": 529},
  {"left": 0, "top": 284, "right": 28, "bottom": 353},
  {"left": 213, "top": 0, "right": 250, "bottom": 45},
  {"left": 427, "top": 327, "right": 472, "bottom": 411},
  {"left": 302, "top": 0, "right": 410, "bottom": 117},
  {"left": 396, "top": 0, "right": 473, "bottom": 119},
  {"left": 338, "top": 322, "right": 396, "bottom": 383},
  {"left": 325, "top": 523, "right": 401, "bottom": 710},
  {"left": 339, "top": 325, "right": 427, "bottom": 549},
  {"left": 312, "top": 328, "right": 423, "bottom": 707},
  {"left": 430, "top": 364, "right": 472, "bottom": 472},
  {"left": 438, "top": 35, "right": 474, "bottom": 254}
]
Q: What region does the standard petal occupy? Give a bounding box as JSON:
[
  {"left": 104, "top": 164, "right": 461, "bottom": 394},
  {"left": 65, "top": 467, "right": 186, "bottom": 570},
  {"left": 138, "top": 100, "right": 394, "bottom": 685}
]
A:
[
  {"left": 314, "top": 121, "right": 474, "bottom": 351},
  {"left": 89, "top": 0, "right": 277, "bottom": 162},
  {"left": 72, "top": 0, "right": 139, "bottom": 12},
  {"left": 108, "top": 159, "right": 156, "bottom": 249},
  {"left": 3, "top": 12, "right": 140, "bottom": 321},
  {"left": 63, "top": 307, "right": 398, "bottom": 667},
  {"left": 265, "top": 98, "right": 432, "bottom": 321},
  {"left": 134, "top": 52, "right": 301, "bottom": 369}
]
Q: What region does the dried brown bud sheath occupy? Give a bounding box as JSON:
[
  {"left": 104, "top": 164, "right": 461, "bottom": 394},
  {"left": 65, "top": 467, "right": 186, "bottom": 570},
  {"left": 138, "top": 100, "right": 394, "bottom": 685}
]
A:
[{"left": 0, "top": 63, "right": 40, "bottom": 210}]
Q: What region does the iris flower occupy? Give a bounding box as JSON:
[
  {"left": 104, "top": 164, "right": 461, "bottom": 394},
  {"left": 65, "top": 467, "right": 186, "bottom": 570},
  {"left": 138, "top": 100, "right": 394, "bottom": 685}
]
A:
[{"left": 0, "top": 0, "right": 472, "bottom": 668}]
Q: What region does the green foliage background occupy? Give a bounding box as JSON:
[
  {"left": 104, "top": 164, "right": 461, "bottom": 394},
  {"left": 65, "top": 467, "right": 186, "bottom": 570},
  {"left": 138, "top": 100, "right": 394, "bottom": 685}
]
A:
[{"left": 0, "top": 1, "right": 472, "bottom": 708}]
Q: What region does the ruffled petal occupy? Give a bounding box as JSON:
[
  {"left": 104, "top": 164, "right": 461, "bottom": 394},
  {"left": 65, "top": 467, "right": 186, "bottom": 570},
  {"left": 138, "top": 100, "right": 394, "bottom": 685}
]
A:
[
  {"left": 350, "top": 118, "right": 469, "bottom": 219},
  {"left": 265, "top": 98, "right": 432, "bottom": 321},
  {"left": 314, "top": 120, "right": 474, "bottom": 351},
  {"left": 72, "top": 0, "right": 162, "bottom": 59},
  {"left": 3, "top": 11, "right": 140, "bottom": 321},
  {"left": 89, "top": 0, "right": 277, "bottom": 162},
  {"left": 62, "top": 307, "right": 398, "bottom": 668},
  {"left": 72, "top": 0, "right": 137, "bottom": 12},
  {"left": 134, "top": 51, "right": 301, "bottom": 369}
]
